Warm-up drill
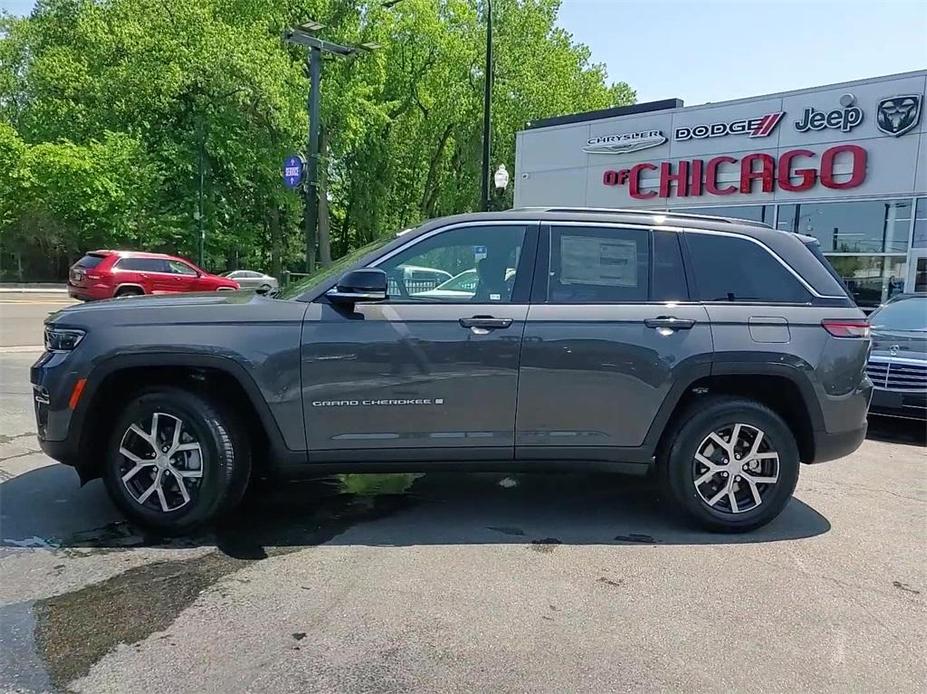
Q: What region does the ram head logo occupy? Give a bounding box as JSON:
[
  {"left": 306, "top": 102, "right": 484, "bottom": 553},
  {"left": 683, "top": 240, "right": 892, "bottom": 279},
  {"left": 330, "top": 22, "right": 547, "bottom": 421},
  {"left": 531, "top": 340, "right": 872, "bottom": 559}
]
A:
[{"left": 876, "top": 95, "right": 922, "bottom": 136}]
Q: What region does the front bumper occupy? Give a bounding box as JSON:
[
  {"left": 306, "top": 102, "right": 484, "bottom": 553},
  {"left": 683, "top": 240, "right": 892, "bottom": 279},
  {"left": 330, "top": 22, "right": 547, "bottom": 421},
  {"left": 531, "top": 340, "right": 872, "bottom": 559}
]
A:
[
  {"left": 31, "top": 350, "right": 87, "bottom": 471},
  {"left": 869, "top": 387, "right": 927, "bottom": 421}
]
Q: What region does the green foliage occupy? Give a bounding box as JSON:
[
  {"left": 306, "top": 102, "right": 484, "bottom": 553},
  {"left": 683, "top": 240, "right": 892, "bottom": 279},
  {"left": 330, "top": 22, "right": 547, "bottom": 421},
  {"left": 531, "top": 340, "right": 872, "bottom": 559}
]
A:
[{"left": 0, "top": 0, "right": 634, "bottom": 281}]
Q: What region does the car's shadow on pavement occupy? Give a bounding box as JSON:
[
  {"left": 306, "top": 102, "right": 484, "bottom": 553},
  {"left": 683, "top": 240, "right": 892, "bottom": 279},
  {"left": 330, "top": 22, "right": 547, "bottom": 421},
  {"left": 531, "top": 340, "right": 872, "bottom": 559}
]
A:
[
  {"left": 0, "top": 464, "right": 831, "bottom": 558},
  {"left": 866, "top": 415, "right": 926, "bottom": 447}
]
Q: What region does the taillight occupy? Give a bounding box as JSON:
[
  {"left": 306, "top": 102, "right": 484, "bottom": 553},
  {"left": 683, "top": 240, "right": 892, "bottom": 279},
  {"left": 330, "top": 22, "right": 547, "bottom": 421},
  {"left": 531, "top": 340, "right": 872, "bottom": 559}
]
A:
[{"left": 821, "top": 319, "right": 870, "bottom": 338}]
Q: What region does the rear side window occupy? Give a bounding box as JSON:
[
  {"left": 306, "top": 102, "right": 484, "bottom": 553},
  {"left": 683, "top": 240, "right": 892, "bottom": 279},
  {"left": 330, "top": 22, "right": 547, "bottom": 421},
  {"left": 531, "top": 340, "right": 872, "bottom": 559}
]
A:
[
  {"left": 686, "top": 233, "right": 811, "bottom": 303},
  {"left": 549, "top": 226, "right": 649, "bottom": 302},
  {"left": 116, "top": 257, "right": 166, "bottom": 272},
  {"left": 75, "top": 254, "right": 106, "bottom": 269}
]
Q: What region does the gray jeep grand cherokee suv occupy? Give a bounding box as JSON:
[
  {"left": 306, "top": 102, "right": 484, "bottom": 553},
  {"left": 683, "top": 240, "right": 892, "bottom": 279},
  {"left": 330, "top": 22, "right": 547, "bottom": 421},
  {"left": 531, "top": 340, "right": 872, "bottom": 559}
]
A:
[{"left": 32, "top": 208, "right": 872, "bottom": 534}]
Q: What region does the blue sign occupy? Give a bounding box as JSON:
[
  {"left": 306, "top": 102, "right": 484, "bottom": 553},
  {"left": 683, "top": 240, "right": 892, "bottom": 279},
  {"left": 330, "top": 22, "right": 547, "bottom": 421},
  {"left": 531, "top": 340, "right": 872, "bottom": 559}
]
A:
[{"left": 282, "top": 154, "right": 305, "bottom": 189}]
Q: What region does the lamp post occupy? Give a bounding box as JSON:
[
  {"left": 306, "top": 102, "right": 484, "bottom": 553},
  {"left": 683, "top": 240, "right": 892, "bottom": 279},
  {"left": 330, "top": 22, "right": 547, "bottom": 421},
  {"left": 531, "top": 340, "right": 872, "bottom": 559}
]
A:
[
  {"left": 489, "top": 163, "right": 509, "bottom": 210},
  {"left": 480, "top": 0, "right": 493, "bottom": 212},
  {"left": 284, "top": 22, "right": 376, "bottom": 272}
]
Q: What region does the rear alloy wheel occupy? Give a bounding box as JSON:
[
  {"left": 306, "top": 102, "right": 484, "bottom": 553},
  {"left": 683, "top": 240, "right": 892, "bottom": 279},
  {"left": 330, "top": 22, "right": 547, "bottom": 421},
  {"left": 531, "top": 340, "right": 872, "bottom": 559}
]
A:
[
  {"left": 660, "top": 397, "right": 799, "bottom": 532},
  {"left": 103, "top": 387, "right": 251, "bottom": 534},
  {"left": 692, "top": 423, "right": 780, "bottom": 515}
]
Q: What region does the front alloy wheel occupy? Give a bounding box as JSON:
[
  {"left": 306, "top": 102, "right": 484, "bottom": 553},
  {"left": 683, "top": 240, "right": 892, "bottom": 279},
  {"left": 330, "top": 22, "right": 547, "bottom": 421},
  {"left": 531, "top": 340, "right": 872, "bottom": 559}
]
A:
[
  {"left": 103, "top": 387, "right": 251, "bottom": 534},
  {"left": 118, "top": 412, "right": 204, "bottom": 512},
  {"left": 692, "top": 423, "right": 780, "bottom": 514}
]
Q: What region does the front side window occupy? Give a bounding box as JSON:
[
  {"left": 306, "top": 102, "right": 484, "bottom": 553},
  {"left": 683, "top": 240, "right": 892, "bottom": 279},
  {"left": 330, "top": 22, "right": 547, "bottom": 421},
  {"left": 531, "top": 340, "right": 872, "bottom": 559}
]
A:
[
  {"left": 168, "top": 260, "right": 197, "bottom": 276},
  {"left": 686, "top": 233, "right": 810, "bottom": 303},
  {"left": 376, "top": 225, "right": 527, "bottom": 302},
  {"left": 549, "top": 226, "right": 649, "bottom": 303}
]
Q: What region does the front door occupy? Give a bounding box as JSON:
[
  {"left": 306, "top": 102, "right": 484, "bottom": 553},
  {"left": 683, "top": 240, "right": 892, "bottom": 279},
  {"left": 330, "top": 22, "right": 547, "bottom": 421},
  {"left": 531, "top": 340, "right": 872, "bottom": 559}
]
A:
[
  {"left": 516, "top": 223, "right": 712, "bottom": 457},
  {"left": 301, "top": 223, "right": 536, "bottom": 459}
]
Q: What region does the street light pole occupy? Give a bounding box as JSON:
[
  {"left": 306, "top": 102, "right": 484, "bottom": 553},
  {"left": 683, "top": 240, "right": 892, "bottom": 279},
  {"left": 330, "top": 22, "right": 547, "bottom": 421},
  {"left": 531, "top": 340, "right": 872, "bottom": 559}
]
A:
[
  {"left": 480, "top": 0, "right": 492, "bottom": 212},
  {"left": 304, "top": 46, "right": 322, "bottom": 273}
]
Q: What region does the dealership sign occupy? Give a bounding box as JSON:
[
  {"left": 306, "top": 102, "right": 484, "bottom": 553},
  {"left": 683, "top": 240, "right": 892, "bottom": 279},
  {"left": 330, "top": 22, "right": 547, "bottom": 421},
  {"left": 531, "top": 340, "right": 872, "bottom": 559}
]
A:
[
  {"left": 602, "top": 144, "right": 867, "bottom": 200},
  {"left": 876, "top": 95, "right": 922, "bottom": 136},
  {"left": 674, "top": 112, "right": 784, "bottom": 141},
  {"left": 583, "top": 129, "right": 666, "bottom": 155},
  {"left": 794, "top": 95, "right": 863, "bottom": 133}
]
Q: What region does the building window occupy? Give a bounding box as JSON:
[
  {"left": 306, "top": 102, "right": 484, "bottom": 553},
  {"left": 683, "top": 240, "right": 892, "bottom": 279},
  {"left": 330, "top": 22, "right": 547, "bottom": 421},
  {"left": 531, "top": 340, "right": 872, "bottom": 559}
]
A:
[
  {"left": 914, "top": 198, "right": 927, "bottom": 249},
  {"left": 671, "top": 205, "right": 774, "bottom": 225},
  {"left": 776, "top": 199, "right": 911, "bottom": 253},
  {"left": 827, "top": 256, "right": 906, "bottom": 308}
]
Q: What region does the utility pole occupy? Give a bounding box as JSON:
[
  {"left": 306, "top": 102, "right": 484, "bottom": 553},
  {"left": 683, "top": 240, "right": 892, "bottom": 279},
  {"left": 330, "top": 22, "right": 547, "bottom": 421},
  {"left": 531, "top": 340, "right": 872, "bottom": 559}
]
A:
[
  {"left": 304, "top": 46, "right": 321, "bottom": 273},
  {"left": 481, "top": 0, "right": 493, "bottom": 212},
  {"left": 285, "top": 23, "right": 377, "bottom": 272}
]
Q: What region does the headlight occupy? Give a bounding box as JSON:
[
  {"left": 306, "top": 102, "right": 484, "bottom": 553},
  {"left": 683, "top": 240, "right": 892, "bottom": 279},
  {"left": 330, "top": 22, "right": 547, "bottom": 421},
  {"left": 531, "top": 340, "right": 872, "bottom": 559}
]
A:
[{"left": 45, "top": 328, "right": 86, "bottom": 352}]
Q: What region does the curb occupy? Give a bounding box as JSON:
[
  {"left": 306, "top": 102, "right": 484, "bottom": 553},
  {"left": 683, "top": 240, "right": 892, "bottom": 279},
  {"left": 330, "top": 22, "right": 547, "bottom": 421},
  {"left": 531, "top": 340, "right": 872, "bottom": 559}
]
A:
[{"left": 0, "top": 288, "right": 67, "bottom": 293}]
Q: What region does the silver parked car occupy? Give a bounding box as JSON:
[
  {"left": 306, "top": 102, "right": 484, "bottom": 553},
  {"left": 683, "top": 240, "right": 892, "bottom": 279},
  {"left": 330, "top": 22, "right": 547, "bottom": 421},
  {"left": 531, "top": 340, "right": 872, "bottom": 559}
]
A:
[
  {"left": 866, "top": 294, "right": 927, "bottom": 421},
  {"left": 222, "top": 270, "right": 278, "bottom": 293}
]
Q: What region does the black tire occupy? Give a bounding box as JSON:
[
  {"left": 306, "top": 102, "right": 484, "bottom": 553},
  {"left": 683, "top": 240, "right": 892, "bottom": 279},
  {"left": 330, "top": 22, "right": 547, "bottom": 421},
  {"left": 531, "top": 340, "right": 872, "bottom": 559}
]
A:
[
  {"left": 102, "top": 387, "right": 251, "bottom": 535},
  {"left": 115, "top": 287, "right": 143, "bottom": 298},
  {"left": 658, "top": 396, "right": 800, "bottom": 533},
  {"left": 258, "top": 284, "right": 272, "bottom": 293}
]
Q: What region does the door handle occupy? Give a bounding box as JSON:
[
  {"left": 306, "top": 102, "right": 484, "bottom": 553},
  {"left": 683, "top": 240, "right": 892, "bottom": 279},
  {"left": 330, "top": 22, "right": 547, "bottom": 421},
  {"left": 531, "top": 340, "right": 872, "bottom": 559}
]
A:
[
  {"left": 645, "top": 316, "right": 695, "bottom": 330},
  {"left": 459, "top": 316, "right": 513, "bottom": 329}
]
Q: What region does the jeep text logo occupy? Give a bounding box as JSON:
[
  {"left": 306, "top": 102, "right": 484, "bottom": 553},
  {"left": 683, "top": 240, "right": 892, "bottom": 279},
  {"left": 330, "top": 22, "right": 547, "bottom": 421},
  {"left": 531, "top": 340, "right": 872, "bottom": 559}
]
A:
[
  {"left": 795, "top": 94, "right": 863, "bottom": 133},
  {"left": 674, "top": 112, "right": 784, "bottom": 141}
]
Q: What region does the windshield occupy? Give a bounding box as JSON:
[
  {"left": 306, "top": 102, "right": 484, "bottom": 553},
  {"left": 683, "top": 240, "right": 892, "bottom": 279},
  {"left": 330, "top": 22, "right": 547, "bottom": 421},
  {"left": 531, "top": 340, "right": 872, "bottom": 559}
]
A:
[
  {"left": 278, "top": 235, "right": 397, "bottom": 300},
  {"left": 870, "top": 297, "right": 927, "bottom": 332}
]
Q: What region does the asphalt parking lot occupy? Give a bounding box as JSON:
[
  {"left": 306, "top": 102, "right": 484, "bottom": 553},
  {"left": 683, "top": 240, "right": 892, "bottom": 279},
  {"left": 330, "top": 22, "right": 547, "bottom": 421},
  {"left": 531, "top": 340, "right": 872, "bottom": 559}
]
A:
[{"left": 1, "top": 293, "right": 925, "bottom": 693}]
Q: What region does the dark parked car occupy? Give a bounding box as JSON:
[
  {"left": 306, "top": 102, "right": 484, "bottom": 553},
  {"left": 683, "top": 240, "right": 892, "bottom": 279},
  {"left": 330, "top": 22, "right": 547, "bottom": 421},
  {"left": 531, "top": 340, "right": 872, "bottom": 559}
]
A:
[
  {"left": 33, "top": 208, "right": 872, "bottom": 534},
  {"left": 68, "top": 250, "right": 239, "bottom": 300},
  {"left": 866, "top": 294, "right": 927, "bottom": 421}
]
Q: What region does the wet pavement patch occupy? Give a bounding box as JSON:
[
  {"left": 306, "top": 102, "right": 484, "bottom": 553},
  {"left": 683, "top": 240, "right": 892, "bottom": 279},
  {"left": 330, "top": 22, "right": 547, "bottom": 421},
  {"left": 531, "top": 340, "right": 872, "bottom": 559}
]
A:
[
  {"left": 0, "top": 601, "right": 53, "bottom": 693},
  {"left": 21, "top": 473, "right": 421, "bottom": 690},
  {"left": 614, "top": 533, "right": 657, "bottom": 544},
  {"left": 892, "top": 580, "right": 920, "bottom": 595},
  {"left": 530, "top": 537, "right": 562, "bottom": 554}
]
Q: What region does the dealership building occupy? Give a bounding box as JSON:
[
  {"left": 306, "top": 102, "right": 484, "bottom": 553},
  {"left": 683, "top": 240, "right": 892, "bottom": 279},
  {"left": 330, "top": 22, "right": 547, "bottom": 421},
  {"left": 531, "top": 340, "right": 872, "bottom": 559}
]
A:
[{"left": 514, "top": 70, "right": 926, "bottom": 307}]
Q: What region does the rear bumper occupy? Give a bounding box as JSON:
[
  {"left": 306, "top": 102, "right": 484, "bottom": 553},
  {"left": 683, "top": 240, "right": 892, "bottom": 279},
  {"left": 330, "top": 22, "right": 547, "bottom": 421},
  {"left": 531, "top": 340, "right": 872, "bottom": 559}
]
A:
[
  {"left": 810, "top": 423, "right": 868, "bottom": 464},
  {"left": 869, "top": 387, "right": 927, "bottom": 421},
  {"left": 68, "top": 282, "right": 112, "bottom": 301}
]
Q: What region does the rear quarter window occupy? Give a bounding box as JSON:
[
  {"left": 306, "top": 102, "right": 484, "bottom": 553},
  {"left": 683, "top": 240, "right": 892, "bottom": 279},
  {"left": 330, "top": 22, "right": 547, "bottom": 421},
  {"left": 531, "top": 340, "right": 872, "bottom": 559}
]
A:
[{"left": 686, "top": 232, "right": 811, "bottom": 303}]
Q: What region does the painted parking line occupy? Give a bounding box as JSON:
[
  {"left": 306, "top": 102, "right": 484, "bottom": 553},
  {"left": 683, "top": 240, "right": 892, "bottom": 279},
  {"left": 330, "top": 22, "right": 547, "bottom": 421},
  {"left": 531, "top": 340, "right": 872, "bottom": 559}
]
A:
[
  {"left": 0, "top": 346, "right": 45, "bottom": 353},
  {"left": 0, "top": 301, "right": 75, "bottom": 305}
]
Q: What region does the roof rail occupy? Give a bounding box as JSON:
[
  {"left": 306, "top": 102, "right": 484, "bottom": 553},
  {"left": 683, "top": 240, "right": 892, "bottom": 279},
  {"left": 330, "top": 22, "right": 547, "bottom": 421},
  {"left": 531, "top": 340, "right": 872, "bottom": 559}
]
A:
[{"left": 514, "top": 206, "right": 774, "bottom": 229}]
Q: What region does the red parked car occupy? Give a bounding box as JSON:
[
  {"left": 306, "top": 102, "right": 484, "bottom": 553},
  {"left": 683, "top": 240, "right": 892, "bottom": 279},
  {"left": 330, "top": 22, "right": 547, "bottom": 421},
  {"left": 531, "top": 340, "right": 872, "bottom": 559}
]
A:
[{"left": 67, "top": 250, "right": 239, "bottom": 301}]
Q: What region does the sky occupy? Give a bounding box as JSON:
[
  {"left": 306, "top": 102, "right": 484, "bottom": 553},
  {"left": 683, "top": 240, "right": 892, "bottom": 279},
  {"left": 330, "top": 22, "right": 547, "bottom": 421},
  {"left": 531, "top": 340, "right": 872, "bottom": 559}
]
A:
[
  {"left": 2, "top": 0, "right": 925, "bottom": 106},
  {"left": 557, "top": 0, "right": 927, "bottom": 106}
]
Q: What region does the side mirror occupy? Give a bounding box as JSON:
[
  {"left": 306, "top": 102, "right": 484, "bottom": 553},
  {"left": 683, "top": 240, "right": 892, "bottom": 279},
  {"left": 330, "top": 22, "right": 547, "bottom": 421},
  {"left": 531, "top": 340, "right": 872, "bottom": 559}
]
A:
[{"left": 327, "top": 268, "right": 388, "bottom": 305}]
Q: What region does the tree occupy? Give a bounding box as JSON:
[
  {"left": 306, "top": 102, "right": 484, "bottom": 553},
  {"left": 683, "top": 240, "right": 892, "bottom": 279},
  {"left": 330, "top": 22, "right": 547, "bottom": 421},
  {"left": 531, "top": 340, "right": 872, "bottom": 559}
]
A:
[{"left": 0, "top": 0, "right": 635, "bottom": 281}]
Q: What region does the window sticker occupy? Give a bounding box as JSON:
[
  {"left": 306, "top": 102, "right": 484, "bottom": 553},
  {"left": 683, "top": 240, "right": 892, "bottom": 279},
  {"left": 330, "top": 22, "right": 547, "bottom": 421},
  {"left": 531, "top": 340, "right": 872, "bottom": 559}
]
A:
[{"left": 560, "top": 236, "right": 638, "bottom": 287}]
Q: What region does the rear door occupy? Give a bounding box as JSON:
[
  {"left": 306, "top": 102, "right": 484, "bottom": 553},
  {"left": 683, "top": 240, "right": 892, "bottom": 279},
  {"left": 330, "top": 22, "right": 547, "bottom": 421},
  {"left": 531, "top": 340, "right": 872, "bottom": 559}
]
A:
[
  {"left": 301, "top": 222, "right": 537, "bottom": 459},
  {"left": 515, "top": 223, "right": 712, "bottom": 459}
]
